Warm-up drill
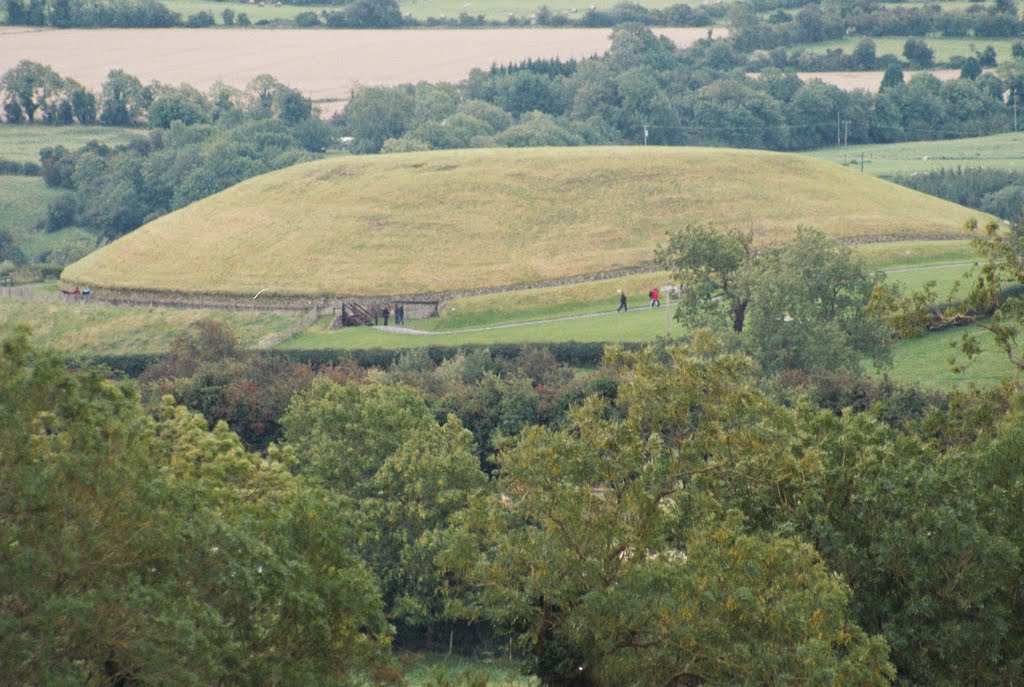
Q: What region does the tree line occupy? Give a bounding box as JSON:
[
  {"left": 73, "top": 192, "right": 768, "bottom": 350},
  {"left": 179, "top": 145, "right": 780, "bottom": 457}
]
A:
[
  {"left": 336, "top": 25, "right": 1014, "bottom": 154},
  {"left": 0, "top": 63, "right": 333, "bottom": 242}
]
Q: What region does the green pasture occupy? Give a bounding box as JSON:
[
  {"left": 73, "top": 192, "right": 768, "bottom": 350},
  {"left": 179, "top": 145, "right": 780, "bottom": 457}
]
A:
[
  {"left": 0, "top": 176, "right": 59, "bottom": 235},
  {"left": 803, "top": 132, "right": 1024, "bottom": 176},
  {"left": 19, "top": 226, "right": 97, "bottom": 265},
  {"left": 0, "top": 124, "right": 141, "bottom": 163},
  {"left": 800, "top": 36, "right": 1017, "bottom": 65},
  {"left": 162, "top": 0, "right": 298, "bottom": 22},
  {"left": 855, "top": 238, "right": 975, "bottom": 268},
  {"left": 0, "top": 176, "right": 101, "bottom": 265},
  {"left": 882, "top": 319, "right": 1024, "bottom": 387},
  {"left": 0, "top": 297, "right": 306, "bottom": 355}
]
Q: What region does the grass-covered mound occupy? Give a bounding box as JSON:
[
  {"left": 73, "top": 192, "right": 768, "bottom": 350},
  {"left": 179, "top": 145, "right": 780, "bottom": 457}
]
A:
[{"left": 62, "top": 146, "right": 984, "bottom": 297}]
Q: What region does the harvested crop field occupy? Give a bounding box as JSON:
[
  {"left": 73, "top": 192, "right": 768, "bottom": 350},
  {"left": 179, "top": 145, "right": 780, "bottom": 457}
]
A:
[
  {"left": 0, "top": 26, "right": 721, "bottom": 116},
  {"left": 797, "top": 69, "right": 960, "bottom": 92}
]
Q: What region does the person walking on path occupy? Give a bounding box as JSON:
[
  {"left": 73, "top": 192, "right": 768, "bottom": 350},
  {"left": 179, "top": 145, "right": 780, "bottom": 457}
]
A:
[
  {"left": 651, "top": 287, "right": 660, "bottom": 307},
  {"left": 396, "top": 304, "right": 404, "bottom": 325},
  {"left": 617, "top": 290, "right": 628, "bottom": 313},
  {"left": 382, "top": 306, "right": 390, "bottom": 326}
]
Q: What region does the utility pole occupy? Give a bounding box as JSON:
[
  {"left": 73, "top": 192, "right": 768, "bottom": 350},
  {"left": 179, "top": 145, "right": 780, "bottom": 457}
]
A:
[
  {"left": 836, "top": 111, "right": 841, "bottom": 146},
  {"left": 1015, "top": 93, "right": 1018, "bottom": 132}
]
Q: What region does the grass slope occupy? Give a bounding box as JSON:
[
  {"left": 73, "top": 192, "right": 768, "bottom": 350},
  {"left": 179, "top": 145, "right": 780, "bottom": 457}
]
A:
[
  {"left": 63, "top": 147, "right": 985, "bottom": 298},
  {"left": 0, "top": 296, "right": 306, "bottom": 355},
  {"left": 0, "top": 176, "right": 59, "bottom": 235}
]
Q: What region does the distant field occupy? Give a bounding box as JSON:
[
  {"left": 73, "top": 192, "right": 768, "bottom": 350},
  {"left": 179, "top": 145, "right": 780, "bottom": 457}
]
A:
[
  {"left": 0, "top": 124, "right": 140, "bottom": 163},
  {"left": 804, "top": 131, "right": 1024, "bottom": 176},
  {"left": 0, "top": 176, "right": 58, "bottom": 237},
  {"left": 0, "top": 27, "right": 718, "bottom": 116},
  {"left": 0, "top": 173, "right": 104, "bottom": 265},
  {"left": 161, "top": 0, "right": 702, "bottom": 23},
  {"left": 803, "top": 36, "right": 1017, "bottom": 65},
  {"left": 795, "top": 68, "right": 959, "bottom": 92},
  {"left": 61, "top": 146, "right": 984, "bottom": 297}
]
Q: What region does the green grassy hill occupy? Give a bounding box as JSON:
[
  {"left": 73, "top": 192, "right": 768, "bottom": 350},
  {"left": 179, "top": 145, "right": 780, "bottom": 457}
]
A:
[{"left": 62, "top": 146, "right": 986, "bottom": 297}]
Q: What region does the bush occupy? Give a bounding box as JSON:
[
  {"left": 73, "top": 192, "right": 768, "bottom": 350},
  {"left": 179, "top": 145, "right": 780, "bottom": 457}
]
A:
[
  {"left": 0, "top": 158, "right": 40, "bottom": 176},
  {"left": 45, "top": 192, "right": 77, "bottom": 232},
  {"left": 185, "top": 10, "right": 215, "bottom": 26},
  {"left": 903, "top": 38, "right": 934, "bottom": 67}
]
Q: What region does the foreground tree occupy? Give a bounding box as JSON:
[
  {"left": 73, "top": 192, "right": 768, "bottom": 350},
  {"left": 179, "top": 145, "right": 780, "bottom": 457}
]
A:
[
  {"left": 0, "top": 331, "right": 395, "bottom": 685},
  {"left": 443, "top": 344, "right": 894, "bottom": 686}
]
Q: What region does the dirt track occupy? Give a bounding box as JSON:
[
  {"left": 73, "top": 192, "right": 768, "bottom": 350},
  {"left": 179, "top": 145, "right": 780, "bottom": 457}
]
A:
[{"left": 0, "top": 26, "right": 720, "bottom": 116}]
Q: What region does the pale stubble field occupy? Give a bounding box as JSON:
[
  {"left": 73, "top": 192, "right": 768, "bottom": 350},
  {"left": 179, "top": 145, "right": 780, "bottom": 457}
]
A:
[{"left": 0, "top": 26, "right": 719, "bottom": 115}]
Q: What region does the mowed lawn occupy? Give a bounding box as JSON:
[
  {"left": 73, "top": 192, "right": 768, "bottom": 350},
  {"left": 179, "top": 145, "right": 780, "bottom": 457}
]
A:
[{"left": 62, "top": 147, "right": 983, "bottom": 297}]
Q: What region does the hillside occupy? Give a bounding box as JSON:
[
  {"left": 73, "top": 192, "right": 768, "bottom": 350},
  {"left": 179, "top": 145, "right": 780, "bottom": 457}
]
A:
[{"left": 62, "top": 146, "right": 985, "bottom": 298}]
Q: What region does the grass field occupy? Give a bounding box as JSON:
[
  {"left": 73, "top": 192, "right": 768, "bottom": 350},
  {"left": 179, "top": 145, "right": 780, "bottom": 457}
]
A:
[
  {"left": 61, "top": 147, "right": 983, "bottom": 297},
  {"left": 0, "top": 124, "right": 140, "bottom": 163},
  {"left": 801, "top": 36, "right": 1018, "bottom": 65},
  {"left": 0, "top": 296, "right": 306, "bottom": 355},
  {"left": 803, "top": 131, "right": 1024, "bottom": 176},
  {"left": 0, "top": 176, "right": 59, "bottom": 236},
  {"left": 883, "top": 319, "right": 1024, "bottom": 387},
  {"left": 0, "top": 174, "right": 103, "bottom": 265},
  {"left": 275, "top": 242, "right": 981, "bottom": 350}
]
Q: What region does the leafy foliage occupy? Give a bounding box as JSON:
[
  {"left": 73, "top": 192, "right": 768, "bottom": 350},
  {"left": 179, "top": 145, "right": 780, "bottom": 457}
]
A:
[
  {"left": 0, "top": 330, "right": 395, "bottom": 684},
  {"left": 441, "top": 345, "right": 894, "bottom": 686},
  {"left": 657, "top": 224, "right": 891, "bottom": 374}
]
